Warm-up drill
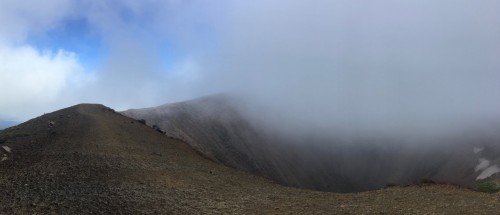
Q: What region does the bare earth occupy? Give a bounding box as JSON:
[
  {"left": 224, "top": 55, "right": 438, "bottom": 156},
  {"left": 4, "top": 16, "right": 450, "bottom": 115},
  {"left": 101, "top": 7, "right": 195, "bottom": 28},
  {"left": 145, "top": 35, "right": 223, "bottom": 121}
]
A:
[{"left": 0, "top": 104, "right": 498, "bottom": 214}]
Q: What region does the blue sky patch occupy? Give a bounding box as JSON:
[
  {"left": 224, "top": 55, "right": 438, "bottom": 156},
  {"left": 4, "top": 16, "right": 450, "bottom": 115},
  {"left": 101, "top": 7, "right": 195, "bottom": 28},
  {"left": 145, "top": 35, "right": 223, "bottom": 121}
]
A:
[{"left": 28, "top": 17, "right": 107, "bottom": 71}]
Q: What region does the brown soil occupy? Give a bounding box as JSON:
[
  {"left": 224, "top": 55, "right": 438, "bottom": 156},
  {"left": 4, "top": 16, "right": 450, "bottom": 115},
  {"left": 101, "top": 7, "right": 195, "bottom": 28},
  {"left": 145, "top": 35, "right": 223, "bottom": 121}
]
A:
[{"left": 0, "top": 104, "right": 499, "bottom": 214}]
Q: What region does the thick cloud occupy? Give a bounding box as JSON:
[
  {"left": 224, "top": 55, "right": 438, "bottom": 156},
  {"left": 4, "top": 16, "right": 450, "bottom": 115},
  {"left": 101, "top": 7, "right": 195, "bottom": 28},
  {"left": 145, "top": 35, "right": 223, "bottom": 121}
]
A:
[
  {"left": 1, "top": 0, "right": 500, "bottom": 136},
  {"left": 71, "top": 0, "right": 223, "bottom": 110},
  {"left": 205, "top": 0, "right": 500, "bottom": 135},
  {"left": 0, "top": 0, "right": 75, "bottom": 42}
]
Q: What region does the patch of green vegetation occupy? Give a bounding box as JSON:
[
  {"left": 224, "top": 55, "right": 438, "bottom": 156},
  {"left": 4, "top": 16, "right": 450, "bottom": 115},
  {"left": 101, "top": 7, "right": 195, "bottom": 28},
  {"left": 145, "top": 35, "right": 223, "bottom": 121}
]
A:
[{"left": 477, "top": 181, "right": 500, "bottom": 193}]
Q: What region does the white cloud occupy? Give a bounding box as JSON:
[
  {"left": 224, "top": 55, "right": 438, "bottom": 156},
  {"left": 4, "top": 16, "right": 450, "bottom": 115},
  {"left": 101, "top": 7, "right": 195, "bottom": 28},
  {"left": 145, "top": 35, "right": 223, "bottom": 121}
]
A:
[
  {"left": 0, "top": 44, "right": 85, "bottom": 120},
  {"left": 0, "top": 0, "right": 85, "bottom": 121},
  {"left": 0, "top": 0, "right": 218, "bottom": 120},
  {"left": 0, "top": 0, "right": 75, "bottom": 42}
]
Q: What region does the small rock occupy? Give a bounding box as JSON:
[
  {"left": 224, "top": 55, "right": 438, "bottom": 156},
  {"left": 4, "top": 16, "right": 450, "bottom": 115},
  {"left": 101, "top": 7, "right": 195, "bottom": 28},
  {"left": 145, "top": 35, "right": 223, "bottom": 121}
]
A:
[
  {"left": 151, "top": 152, "right": 162, "bottom": 156},
  {"left": 1, "top": 146, "right": 11, "bottom": 153}
]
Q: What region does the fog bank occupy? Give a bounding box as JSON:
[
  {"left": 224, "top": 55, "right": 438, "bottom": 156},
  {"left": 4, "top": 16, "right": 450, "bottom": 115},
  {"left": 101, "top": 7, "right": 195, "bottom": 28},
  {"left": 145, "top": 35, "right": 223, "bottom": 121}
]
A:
[
  {"left": 2, "top": 0, "right": 500, "bottom": 137},
  {"left": 204, "top": 0, "right": 500, "bottom": 136}
]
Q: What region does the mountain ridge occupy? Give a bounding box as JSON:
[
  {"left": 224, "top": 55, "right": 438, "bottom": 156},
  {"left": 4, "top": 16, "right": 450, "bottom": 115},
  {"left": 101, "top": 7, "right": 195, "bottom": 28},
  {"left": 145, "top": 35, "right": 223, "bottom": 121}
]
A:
[
  {"left": 123, "top": 95, "right": 500, "bottom": 192},
  {"left": 1, "top": 103, "right": 499, "bottom": 214}
]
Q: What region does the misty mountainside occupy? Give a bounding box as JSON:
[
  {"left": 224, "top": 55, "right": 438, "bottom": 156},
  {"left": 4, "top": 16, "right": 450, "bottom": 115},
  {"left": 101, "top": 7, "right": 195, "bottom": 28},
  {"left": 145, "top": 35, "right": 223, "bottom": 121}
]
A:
[{"left": 123, "top": 95, "right": 500, "bottom": 193}]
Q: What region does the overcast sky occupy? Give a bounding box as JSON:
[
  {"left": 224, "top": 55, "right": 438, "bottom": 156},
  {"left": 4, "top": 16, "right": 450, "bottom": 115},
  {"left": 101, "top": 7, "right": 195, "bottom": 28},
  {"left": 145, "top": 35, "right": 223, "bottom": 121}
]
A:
[{"left": 1, "top": 0, "right": 500, "bottom": 134}]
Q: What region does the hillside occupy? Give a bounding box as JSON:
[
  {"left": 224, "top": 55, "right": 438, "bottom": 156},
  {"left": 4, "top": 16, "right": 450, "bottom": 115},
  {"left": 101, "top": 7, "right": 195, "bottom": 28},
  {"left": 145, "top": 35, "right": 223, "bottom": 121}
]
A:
[
  {"left": 123, "top": 95, "right": 500, "bottom": 192},
  {"left": 1, "top": 104, "right": 499, "bottom": 214}
]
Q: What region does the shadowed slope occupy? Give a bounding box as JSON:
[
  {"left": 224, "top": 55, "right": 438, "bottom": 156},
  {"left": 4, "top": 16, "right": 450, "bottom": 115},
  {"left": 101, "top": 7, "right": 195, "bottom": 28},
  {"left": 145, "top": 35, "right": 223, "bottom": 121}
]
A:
[{"left": 123, "top": 95, "right": 500, "bottom": 192}]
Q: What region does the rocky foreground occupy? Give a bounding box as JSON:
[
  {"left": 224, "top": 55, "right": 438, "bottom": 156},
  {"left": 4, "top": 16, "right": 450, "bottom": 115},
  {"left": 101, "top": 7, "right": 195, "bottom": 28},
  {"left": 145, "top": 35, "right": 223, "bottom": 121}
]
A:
[{"left": 0, "top": 104, "right": 499, "bottom": 214}]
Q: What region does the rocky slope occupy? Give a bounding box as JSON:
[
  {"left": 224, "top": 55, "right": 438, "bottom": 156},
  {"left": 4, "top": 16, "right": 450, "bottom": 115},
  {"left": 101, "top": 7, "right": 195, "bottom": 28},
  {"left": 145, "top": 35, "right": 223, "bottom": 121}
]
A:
[
  {"left": 123, "top": 95, "right": 500, "bottom": 192},
  {"left": 1, "top": 103, "right": 500, "bottom": 214}
]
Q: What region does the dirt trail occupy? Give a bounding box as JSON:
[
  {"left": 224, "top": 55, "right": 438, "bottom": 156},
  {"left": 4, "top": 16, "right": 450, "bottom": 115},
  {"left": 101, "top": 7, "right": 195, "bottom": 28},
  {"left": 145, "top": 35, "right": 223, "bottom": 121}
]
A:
[{"left": 0, "top": 104, "right": 499, "bottom": 214}]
